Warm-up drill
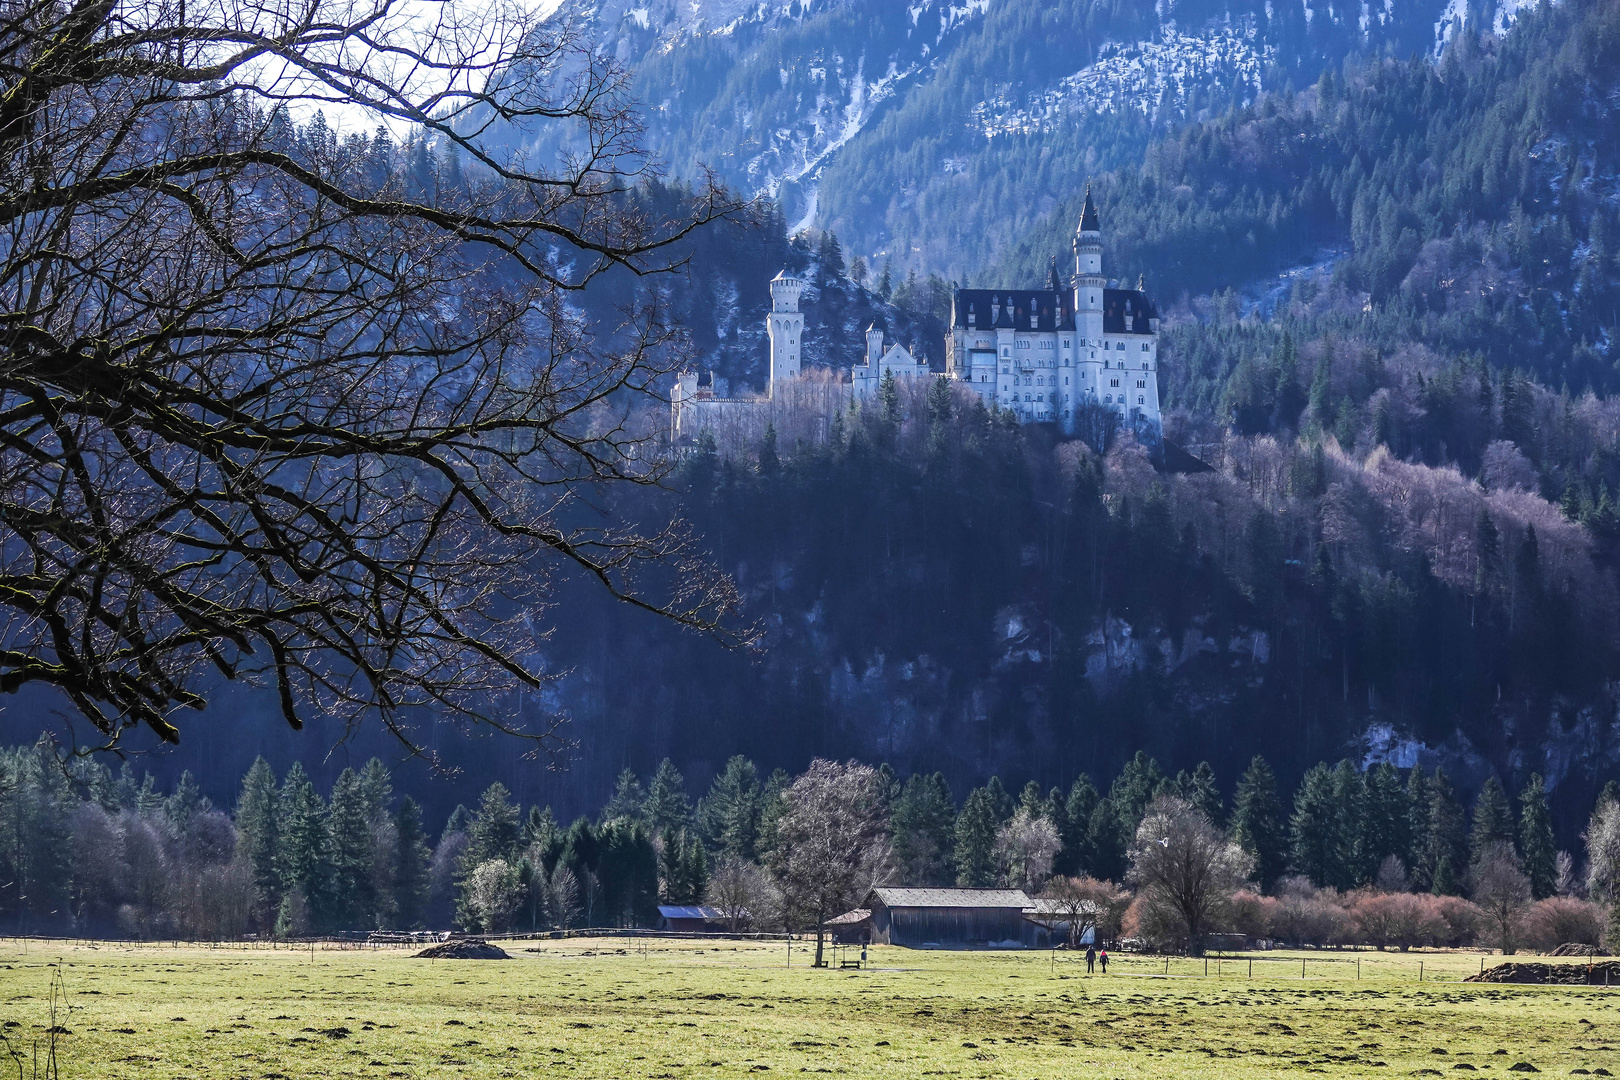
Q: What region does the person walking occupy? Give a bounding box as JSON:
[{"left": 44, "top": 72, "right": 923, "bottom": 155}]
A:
[
  {"left": 1099, "top": 947, "right": 1109, "bottom": 974},
  {"left": 1085, "top": 945, "right": 1096, "bottom": 974}
]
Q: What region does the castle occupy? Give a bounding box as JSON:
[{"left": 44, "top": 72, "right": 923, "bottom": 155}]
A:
[
  {"left": 945, "top": 188, "right": 1161, "bottom": 435},
  {"left": 671, "top": 187, "right": 1160, "bottom": 442}
]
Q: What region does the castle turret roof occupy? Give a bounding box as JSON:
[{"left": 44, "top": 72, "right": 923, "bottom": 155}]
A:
[{"left": 1078, "top": 184, "right": 1100, "bottom": 233}]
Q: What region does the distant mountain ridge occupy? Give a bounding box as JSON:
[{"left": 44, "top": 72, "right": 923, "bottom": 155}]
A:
[{"left": 521, "top": 0, "right": 1459, "bottom": 281}]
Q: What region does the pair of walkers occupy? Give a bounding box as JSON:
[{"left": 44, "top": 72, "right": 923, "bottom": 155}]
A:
[{"left": 1084, "top": 945, "right": 1109, "bottom": 973}]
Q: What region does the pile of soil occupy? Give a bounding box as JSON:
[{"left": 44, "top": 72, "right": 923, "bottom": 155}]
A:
[
  {"left": 1550, "top": 942, "right": 1609, "bottom": 957},
  {"left": 414, "top": 939, "right": 510, "bottom": 960},
  {"left": 1467, "top": 961, "right": 1620, "bottom": 984}
]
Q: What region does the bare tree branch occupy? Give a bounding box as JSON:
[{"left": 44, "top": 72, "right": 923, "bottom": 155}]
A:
[{"left": 0, "top": 0, "right": 755, "bottom": 755}]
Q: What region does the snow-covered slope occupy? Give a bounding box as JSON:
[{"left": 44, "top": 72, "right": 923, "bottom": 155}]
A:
[{"left": 500, "top": 0, "right": 1454, "bottom": 279}]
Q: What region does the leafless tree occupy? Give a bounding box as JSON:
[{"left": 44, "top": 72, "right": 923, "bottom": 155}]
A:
[
  {"left": 993, "top": 807, "right": 1060, "bottom": 891},
  {"left": 1470, "top": 841, "right": 1531, "bottom": 955},
  {"left": 1036, "top": 874, "right": 1128, "bottom": 948},
  {"left": 1126, "top": 794, "right": 1252, "bottom": 955},
  {"left": 705, "top": 854, "right": 765, "bottom": 933},
  {"left": 0, "top": 0, "right": 749, "bottom": 753},
  {"left": 769, "top": 758, "right": 889, "bottom": 967}
]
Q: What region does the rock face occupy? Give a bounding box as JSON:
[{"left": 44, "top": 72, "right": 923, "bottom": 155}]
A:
[
  {"left": 414, "top": 939, "right": 511, "bottom": 960},
  {"left": 1467, "top": 961, "right": 1620, "bottom": 984}
]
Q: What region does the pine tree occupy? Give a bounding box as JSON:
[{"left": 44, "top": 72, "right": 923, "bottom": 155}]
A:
[
  {"left": 646, "top": 759, "right": 693, "bottom": 836},
  {"left": 602, "top": 769, "right": 648, "bottom": 822},
  {"left": 236, "top": 757, "right": 282, "bottom": 931},
  {"left": 442, "top": 803, "right": 471, "bottom": 842},
  {"left": 755, "top": 769, "right": 791, "bottom": 859},
  {"left": 1330, "top": 760, "right": 1369, "bottom": 887},
  {"left": 328, "top": 768, "right": 377, "bottom": 929},
  {"left": 954, "top": 787, "right": 1000, "bottom": 887},
  {"left": 682, "top": 834, "right": 708, "bottom": 903},
  {"left": 1406, "top": 766, "right": 1433, "bottom": 889},
  {"left": 1109, "top": 752, "right": 1164, "bottom": 841},
  {"left": 1518, "top": 773, "right": 1558, "bottom": 900},
  {"left": 276, "top": 763, "right": 333, "bottom": 930},
  {"left": 1422, "top": 770, "right": 1468, "bottom": 895},
  {"left": 1469, "top": 776, "right": 1517, "bottom": 865},
  {"left": 985, "top": 776, "right": 1014, "bottom": 824},
  {"left": 876, "top": 259, "right": 892, "bottom": 300},
  {"left": 1360, "top": 761, "right": 1412, "bottom": 877},
  {"left": 394, "top": 796, "right": 431, "bottom": 929},
  {"left": 880, "top": 369, "right": 901, "bottom": 426},
  {"left": 1186, "top": 761, "right": 1222, "bottom": 825},
  {"left": 1018, "top": 780, "right": 1050, "bottom": 818},
  {"left": 759, "top": 423, "right": 780, "bottom": 477},
  {"left": 1290, "top": 762, "right": 1344, "bottom": 887},
  {"left": 465, "top": 782, "right": 522, "bottom": 867},
  {"left": 699, "top": 756, "right": 762, "bottom": 862},
  {"left": 525, "top": 805, "right": 562, "bottom": 869},
  {"left": 891, "top": 772, "right": 956, "bottom": 886},
  {"left": 135, "top": 773, "right": 164, "bottom": 816},
  {"left": 1086, "top": 797, "right": 1127, "bottom": 882},
  {"left": 1231, "top": 756, "right": 1287, "bottom": 890},
  {"left": 1055, "top": 775, "right": 1099, "bottom": 876},
  {"left": 165, "top": 770, "right": 206, "bottom": 833}
]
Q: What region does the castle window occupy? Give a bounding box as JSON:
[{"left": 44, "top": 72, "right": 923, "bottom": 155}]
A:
[
  {"left": 1090, "top": 351, "right": 1095, "bottom": 359},
  {"left": 1137, "top": 380, "right": 1145, "bottom": 389},
  {"left": 1063, "top": 339, "right": 1071, "bottom": 348},
  {"left": 1105, "top": 394, "right": 1112, "bottom": 403},
  {"left": 1138, "top": 396, "right": 1145, "bottom": 405},
  {"left": 1036, "top": 376, "right": 1043, "bottom": 386},
  {"left": 1110, "top": 378, "right": 1119, "bottom": 387},
  {"left": 1143, "top": 361, "right": 1149, "bottom": 369},
  {"left": 1002, "top": 346, "right": 1009, "bottom": 357},
  {"left": 1064, "top": 377, "right": 1069, "bottom": 385},
  {"left": 1142, "top": 343, "right": 1149, "bottom": 352},
  {"left": 968, "top": 310, "right": 976, "bottom": 327}
]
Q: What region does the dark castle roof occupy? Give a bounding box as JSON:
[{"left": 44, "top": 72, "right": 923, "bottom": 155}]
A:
[
  {"left": 951, "top": 286, "right": 1157, "bottom": 335},
  {"left": 951, "top": 289, "right": 1075, "bottom": 332},
  {"left": 1078, "top": 187, "right": 1100, "bottom": 233},
  {"left": 1103, "top": 288, "right": 1157, "bottom": 334}
]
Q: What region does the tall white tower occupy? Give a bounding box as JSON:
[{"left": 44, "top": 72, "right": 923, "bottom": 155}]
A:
[
  {"left": 767, "top": 270, "right": 805, "bottom": 393},
  {"left": 1073, "top": 184, "right": 1105, "bottom": 344}
]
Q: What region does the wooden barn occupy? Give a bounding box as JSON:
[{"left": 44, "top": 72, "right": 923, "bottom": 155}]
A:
[
  {"left": 859, "top": 888, "right": 1038, "bottom": 948},
  {"left": 657, "top": 905, "right": 725, "bottom": 933}
]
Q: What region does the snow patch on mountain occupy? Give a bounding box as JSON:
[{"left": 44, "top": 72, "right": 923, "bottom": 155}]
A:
[
  {"left": 1436, "top": 0, "right": 1545, "bottom": 53},
  {"left": 971, "top": 25, "right": 1274, "bottom": 138}
]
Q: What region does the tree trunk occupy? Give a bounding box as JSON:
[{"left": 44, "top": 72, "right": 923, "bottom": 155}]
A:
[{"left": 814, "top": 924, "right": 825, "bottom": 968}]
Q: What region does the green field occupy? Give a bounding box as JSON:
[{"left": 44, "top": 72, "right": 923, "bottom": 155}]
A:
[{"left": 1, "top": 939, "right": 1615, "bottom": 1079}]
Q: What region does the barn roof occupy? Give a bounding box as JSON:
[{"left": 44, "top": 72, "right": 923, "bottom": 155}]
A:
[
  {"left": 867, "top": 888, "right": 1034, "bottom": 909},
  {"left": 658, "top": 905, "right": 723, "bottom": 920},
  {"left": 827, "top": 908, "right": 872, "bottom": 926}
]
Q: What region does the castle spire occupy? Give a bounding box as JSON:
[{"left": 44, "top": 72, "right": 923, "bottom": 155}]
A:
[
  {"left": 1078, "top": 182, "right": 1100, "bottom": 234},
  {"left": 1047, "top": 255, "right": 1062, "bottom": 293}
]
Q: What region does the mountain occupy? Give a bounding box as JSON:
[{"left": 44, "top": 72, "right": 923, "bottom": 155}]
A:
[{"left": 527, "top": 0, "right": 1466, "bottom": 280}]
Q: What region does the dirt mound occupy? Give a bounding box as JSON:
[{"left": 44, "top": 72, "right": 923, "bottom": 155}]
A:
[
  {"left": 1467, "top": 961, "right": 1620, "bottom": 984},
  {"left": 414, "top": 939, "right": 510, "bottom": 960},
  {"left": 1550, "top": 943, "right": 1609, "bottom": 957}
]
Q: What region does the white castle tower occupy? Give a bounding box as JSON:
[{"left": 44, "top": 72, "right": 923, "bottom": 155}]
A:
[
  {"left": 1074, "top": 184, "right": 1105, "bottom": 345},
  {"left": 767, "top": 270, "right": 805, "bottom": 393}
]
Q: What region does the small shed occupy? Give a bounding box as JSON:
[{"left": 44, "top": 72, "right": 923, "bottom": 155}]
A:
[
  {"left": 827, "top": 907, "right": 874, "bottom": 944},
  {"left": 658, "top": 905, "right": 725, "bottom": 933},
  {"left": 862, "top": 888, "right": 1037, "bottom": 948}
]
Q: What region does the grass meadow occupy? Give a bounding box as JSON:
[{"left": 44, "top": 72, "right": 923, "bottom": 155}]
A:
[{"left": 1, "top": 937, "right": 1616, "bottom": 1079}]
